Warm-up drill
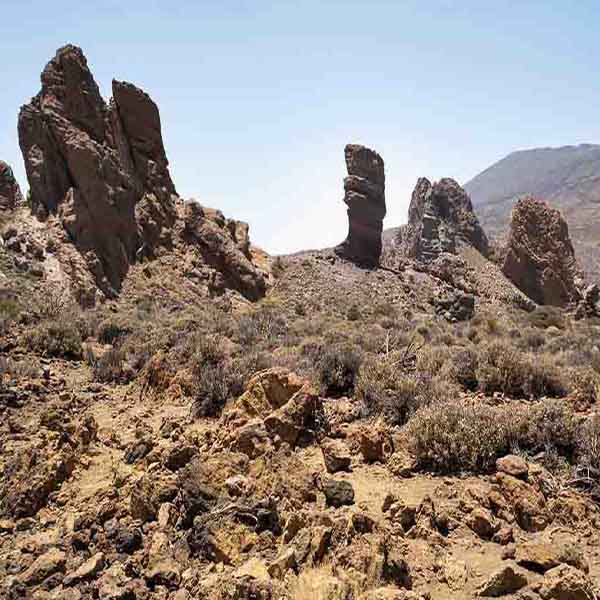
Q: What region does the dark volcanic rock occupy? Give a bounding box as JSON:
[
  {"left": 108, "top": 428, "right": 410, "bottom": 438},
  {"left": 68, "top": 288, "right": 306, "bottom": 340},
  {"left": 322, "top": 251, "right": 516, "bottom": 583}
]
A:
[
  {"left": 398, "top": 177, "right": 489, "bottom": 262},
  {"left": 0, "top": 161, "right": 23, "bottom": 210},
  {"left": 502, "top": 196, "right": 582, "bottom": 307},
  {"left": 18, "top": 44, "right": 266, "bottom": 302},
  {"left": 335, "top": 144, "right": 386, "bottom": 266},
  {"left": 18, "top": 45, "right": 176, "bottom": 296}
]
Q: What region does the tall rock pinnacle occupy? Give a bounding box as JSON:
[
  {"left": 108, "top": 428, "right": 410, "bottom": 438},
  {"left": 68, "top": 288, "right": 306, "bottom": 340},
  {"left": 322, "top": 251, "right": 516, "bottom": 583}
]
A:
[{"left": 335, "top": 144, "right": 386, "bottom": 267}]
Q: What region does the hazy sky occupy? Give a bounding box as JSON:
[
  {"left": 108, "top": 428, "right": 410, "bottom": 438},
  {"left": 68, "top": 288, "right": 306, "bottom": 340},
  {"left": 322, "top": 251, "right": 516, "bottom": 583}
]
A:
[{"left": 1, "top": 1, "right": 599, "bottom": 253}]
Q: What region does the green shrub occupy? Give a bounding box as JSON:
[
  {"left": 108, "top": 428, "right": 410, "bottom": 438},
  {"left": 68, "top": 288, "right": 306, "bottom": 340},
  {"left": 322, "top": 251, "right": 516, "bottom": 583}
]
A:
[{"left": 26, "top": 319, "right": 83, "bottom": 358}]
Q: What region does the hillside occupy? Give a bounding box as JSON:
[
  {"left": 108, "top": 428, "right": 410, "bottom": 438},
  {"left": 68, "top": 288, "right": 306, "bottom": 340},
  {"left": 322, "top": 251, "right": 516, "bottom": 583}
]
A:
[{"left": 465, "top": 144, "right": 600, "bottom": 282}]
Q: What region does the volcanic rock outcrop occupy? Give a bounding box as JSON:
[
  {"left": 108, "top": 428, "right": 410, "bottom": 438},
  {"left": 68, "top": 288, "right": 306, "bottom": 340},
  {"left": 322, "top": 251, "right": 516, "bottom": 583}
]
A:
[
  {"left": 0, "top": 161, "right": 23, "bottom": 210},
  {"left": 17, "top": 45, "right": 265, "bottom": 301},
  {"left": 502, "top": 196, "right": 582, "bottom": 307},
  {"left": 398, "top": 178, "right": 489, "bottom": 262},
  {"left": 335, "top": 144, "right": 386, "bottom": 266}
]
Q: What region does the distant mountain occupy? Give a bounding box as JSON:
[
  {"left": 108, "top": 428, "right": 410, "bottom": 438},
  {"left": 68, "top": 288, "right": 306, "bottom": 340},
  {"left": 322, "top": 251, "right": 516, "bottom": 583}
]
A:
[{"left": 465, "top": 144, "right": 600, "bottom": 283}]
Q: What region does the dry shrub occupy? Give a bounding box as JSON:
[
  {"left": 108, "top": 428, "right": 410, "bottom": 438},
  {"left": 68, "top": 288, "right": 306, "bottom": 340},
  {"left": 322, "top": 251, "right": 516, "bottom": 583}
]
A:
[
  {"left": 237, "top": 305, "right": 288, "bottom": 346},
  {"left": 476, "top": 341, "right": 566, "bottom": 399},
  {"left": 527, "top": 306, "right": 566, "bottom": 330},
  {"left": 316, "top": 344, "right": 362, "bottom": 398},
  {"left": 26, "top": 318, "right": 83, "bottom": 358},
  {"left": 191, "top": 351, "right": 271, "bottom": 418},
  {"left": 357, "top": 352, "right": 457, "bottom": 425},
  {"left": 577, "top": 414, "right": 600, "bottom": 472},
  {"left": 570, "top": 368, "right": 600, "bottom": 405},
  {"left": 97, "top": 318, "right": 132, "bottom": 345},
  {"left": 407, "top": 398, "right": 577, "bottom": 474}
]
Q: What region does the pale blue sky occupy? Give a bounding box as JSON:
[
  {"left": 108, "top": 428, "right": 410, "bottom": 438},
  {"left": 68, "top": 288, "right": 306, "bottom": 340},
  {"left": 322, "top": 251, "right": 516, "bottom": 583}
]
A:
[{"left": 1, "top": 1, "right": 599, "bottom": 253}]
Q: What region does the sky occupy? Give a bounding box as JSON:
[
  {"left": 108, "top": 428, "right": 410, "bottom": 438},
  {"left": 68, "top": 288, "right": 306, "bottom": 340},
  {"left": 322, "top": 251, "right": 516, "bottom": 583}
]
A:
[{"left": 1, "top": 1, "right": 599, "bottom": 254}]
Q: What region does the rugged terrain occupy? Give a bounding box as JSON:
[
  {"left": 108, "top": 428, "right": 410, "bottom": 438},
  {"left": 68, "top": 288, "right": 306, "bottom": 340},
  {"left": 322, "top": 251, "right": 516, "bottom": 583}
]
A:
[
  {"left": 2, "top": 46, "right": 600, "bottom": 600},
  {"left": 464, "top": 144, "right": 600, "bottom": 283}
]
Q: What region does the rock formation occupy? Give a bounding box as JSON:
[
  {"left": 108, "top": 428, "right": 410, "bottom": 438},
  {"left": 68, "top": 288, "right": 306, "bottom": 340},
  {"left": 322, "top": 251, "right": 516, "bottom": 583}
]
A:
[
  {"left": 502, "top": 196, "right": 582, "bottom": 307},
  {"left": 335, "top": 144, "right": 386, "bottom": 266},
  {"left": 398, "top": 178, "right": 489, "bottom": 262},
  {"left": 17, "top": 45, "right": 265, "bottom": 301},
  {"left": 0, "top": 161, "right": 23, "bottom": 210}
]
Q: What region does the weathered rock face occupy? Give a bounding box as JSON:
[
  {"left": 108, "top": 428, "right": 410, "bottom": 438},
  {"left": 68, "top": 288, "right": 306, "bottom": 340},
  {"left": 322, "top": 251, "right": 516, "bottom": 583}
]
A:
[
  {"left": 18, "top": 45, "right": 177, "bottom": 296},
  {"left": 335, "top": 144, "right": 386, "bottom": 266},
  {"left": 502, "top": 196, "right": 582, "bottom": 307},
  {"left": 398, "top": 178, "right": 489, "bottom": 262},
  {"left": 0, "top": 161, "right": 23, "bottom": 210},
  {"left": 17, "top": 45, "right": 265, "bottom": 301}
]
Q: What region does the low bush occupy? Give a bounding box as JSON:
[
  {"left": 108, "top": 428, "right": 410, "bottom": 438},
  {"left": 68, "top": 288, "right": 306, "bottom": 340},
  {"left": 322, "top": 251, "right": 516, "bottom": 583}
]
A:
[
  {"left": 316, "top": 344, "right": 362, "bottom": 397},
  {"left": 407, "top": 398, "right": 577, "bottom": 474},
  {"left": 90, "top": 348, "right": 128, "bottom": 383},
  {"left": 26, "top": 318, "right": 83, "bottom": 358},
  {"left": 476, "top": 341, "right": 566, "bottom": 399},
  {"left": 357, "top": 352, "right": 457, "bottom": 425},
  {"left": 577, "top": 414, "right": 600, "bottom": 472}
]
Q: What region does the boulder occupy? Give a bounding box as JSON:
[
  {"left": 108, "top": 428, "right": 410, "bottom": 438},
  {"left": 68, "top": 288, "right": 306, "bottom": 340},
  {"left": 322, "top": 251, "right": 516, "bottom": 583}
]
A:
[
  {"left": 477, "top": 563, "right": 529, "bottom": 597},
  {"left": 335, "top": 144, "right": 386, "bottom": 266},
  {"left": 323, "top": 478, "right": 355, "bottom": 507},
  {"left": 515, "top": 538, "right": 588, "bottom": 574},
  {"left": 0, "top": 161, "right": 23, "bottom": 210},
  {"left": 496, "top": 455, "right": 528, "bottom": 480},
  {"left": 539, "top": 564, "right": 594, "bottom": 600},
  {"left": 64, "top": 552, "right": 105, "bottom": 586},
  {"left": 502, "top": 197, "right": 582, "bottom": 307},
  {"left": 320, "top": 438, "right": 351, "bottom": 473},
  {"left": 19, "top": 548, "right": 66, "bottom": 585},
  {"left": 397, "top": 177, "right": 488, "bottom": 262}
]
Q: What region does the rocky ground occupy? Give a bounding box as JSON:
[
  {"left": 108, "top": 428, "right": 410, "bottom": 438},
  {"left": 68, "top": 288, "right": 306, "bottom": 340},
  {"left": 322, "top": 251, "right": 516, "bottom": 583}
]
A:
[
  {"left": 2, "top": 234, "right": 600, "bottom": 599},
  {"left": 2, "top": 43, "right": 600, "bottom": 600}
]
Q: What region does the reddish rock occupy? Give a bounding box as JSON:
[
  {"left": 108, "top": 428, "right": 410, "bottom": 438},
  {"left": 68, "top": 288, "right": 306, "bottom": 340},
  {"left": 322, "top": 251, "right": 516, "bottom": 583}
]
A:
[
  {"left": 335, "top": 144, "right": 386, "bottom": 266},
  {"left": 502, "top": 196, "right": 582, "bottom": 306},
  {"left": 496, "top": 455, "right": 529, "bottom": 480}
]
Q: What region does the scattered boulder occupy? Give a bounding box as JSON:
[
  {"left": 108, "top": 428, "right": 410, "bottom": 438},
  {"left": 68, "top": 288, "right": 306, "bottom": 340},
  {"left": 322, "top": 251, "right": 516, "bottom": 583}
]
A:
[
  {"left": 323, "top": 478, "right": 355, "bottom": 507},
  {"left": 515, "top": 537, "right": 588, "bottom": 574},
  {"left": 320, "top": 438, "right": 351, "bottom": 473},
  {"left": 397, "top": 177, "right": 488, "bottom": 262},
  {"left": 502, "top": 196, "right": 582, "bottom": 306},
  {"left": 64, "top": 552, "right": 105, "bottom": 586},
  {"left": 335, "top": 144, "right": 386, "bottom": 266}
]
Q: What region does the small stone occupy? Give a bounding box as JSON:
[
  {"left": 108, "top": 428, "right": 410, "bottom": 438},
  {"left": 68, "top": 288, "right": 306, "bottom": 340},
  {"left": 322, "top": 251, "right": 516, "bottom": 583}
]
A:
[
  {"left": 477, "top": 563, "right": 529, "bottom": 597},
  {"left": 64, "top": 552, "right": 105, "bottom": 586},
  {"left": 467, "top": 507, "right": 498, "bottom": 539},
  {"left": 496, "top": 455, "right": 528, "bottom": 480},
  {"left": 323, "top": 479, "right": 355, "bottom": 507},
  {"left": 268, "top": 547, "right": 297, "bottom": 578},
  {"left": 320, "top": 438, "right": 351, "bottom": 473},
  {"left": 20, "top": 548, "right": 66, "bottom": 585},
  {"left": 492, "top": 526, "right": 514, "bottom": 545},
  {"left": 0, "top": 518, "right": 15, "bottom": 532}
]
